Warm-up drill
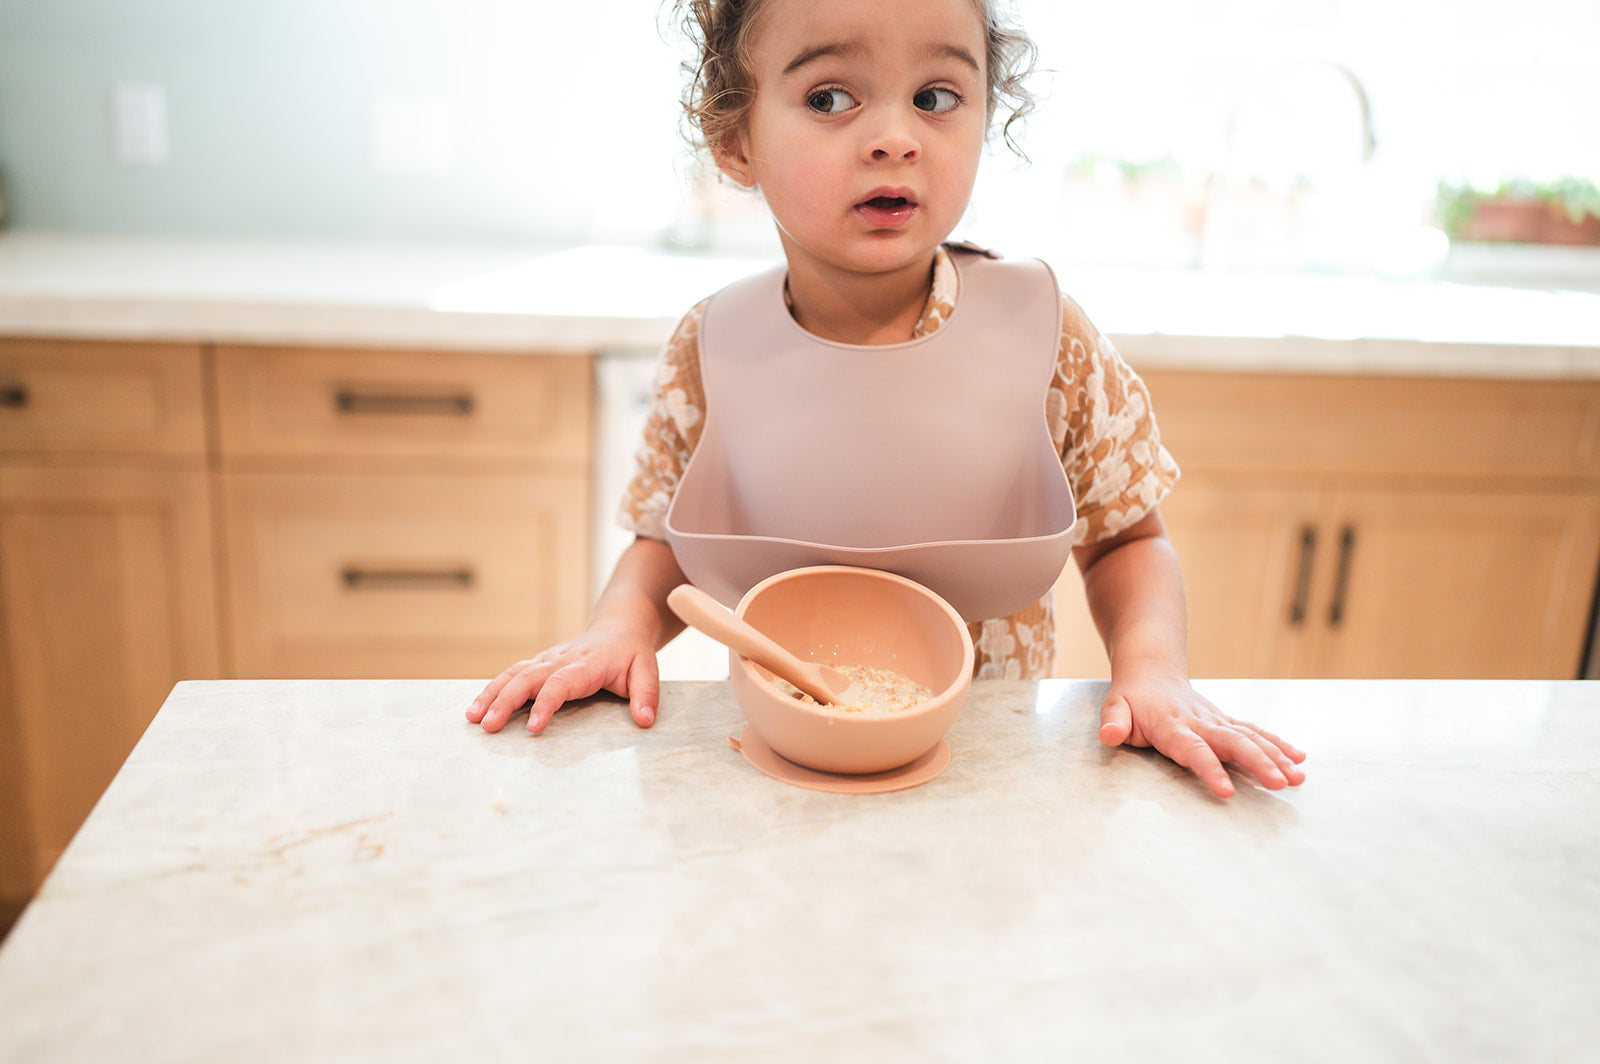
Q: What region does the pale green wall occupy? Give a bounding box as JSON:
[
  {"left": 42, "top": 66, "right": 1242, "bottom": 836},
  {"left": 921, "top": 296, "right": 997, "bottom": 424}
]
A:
[{"left": 0, "top": 0, "right": 685, "bottom": 240}]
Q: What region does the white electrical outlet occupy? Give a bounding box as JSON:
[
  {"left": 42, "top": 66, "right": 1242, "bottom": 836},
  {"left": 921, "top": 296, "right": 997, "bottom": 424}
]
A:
[{"left": 111, "top": 82, "right": 168, "bottom": 167}]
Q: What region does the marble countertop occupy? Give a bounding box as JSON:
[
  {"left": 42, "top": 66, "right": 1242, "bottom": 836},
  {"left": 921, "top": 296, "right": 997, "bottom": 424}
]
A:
[
  {"left": 3, "top": 232, "right": 1599, "bottom": 377},
  {"left": 2, "top": 678, "right": 1596, "bottom": 1062}
]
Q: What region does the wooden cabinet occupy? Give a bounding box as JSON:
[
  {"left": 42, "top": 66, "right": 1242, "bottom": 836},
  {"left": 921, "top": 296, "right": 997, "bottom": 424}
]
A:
[
  {"left": 213, "top": 344, "right": 592, "bottom": 679},
  {"left": 1, "top": 339, "right": 220, "bottom": 902},
  {"left": 2, "top": 336, "right": 594, "bottom": 908},
  {"left": 1055, "top": 372, "right": 1600, "bottom": 680},
  {"left": 1304, "top": 486, "right": 1599, "bottom": 677}
]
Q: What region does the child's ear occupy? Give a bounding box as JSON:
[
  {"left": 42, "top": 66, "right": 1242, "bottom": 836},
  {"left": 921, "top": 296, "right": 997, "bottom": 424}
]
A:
[{"left": 712, "top": 130, "right": 757, "bottom": 189}]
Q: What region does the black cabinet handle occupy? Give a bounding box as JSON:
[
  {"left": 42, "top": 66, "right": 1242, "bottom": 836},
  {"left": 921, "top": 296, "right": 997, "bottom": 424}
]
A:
[
  {"left": 333, "top": 389, "right": 474, "bottom": 417},
  {"left": 1328, "top": 525, "right": 1357, "bottom": 627},
  {"left": 340, "top": 566, "right": 475, "bottom": 590},
  {"left": 1288, "top": 524, "right": 1317, "bottom": 626},
  {"left": 1, "top": 384, "right": 28, "bottom": 409}
]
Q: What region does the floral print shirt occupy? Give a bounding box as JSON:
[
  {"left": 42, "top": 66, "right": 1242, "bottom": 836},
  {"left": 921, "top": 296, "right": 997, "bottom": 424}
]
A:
[{"left": 618, "top": 247, "right": 1180, "bottom": 679}]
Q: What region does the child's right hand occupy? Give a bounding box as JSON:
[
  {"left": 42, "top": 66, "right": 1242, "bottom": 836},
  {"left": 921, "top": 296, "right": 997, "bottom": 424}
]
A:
[
  {"left": 465, "top": 623, "right": 661, "bottom": 734},
  {"left": 467, "top": 535, "right": 684, "bottom": 734}
]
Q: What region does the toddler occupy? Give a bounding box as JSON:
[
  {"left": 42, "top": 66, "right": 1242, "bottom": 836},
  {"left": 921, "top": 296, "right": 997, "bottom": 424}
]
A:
[{"left": 467, "top": 0, "right": 1306, "bottom": 798}]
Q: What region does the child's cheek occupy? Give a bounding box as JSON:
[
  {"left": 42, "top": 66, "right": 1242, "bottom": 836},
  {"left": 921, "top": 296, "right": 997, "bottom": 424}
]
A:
[{"left": 773, "top": 157, "right": 836, "bottom": 220}]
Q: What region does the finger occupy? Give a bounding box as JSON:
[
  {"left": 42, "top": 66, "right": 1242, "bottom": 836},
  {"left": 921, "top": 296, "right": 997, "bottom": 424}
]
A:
[
  {"left": 526, "top": 677, "right": 566, "bottom": 734},
  {"left": 1098, "top": 694, "right": 1133, "bottom": 747},
  {"left": 480, "top": 662, "right": 554, "bottom": 733},
  {"left": 627, "top": 654, "right": 660, "bottom": 728},
  {"left": 1219, "top": 715, "right": 1307, "bottom": 765},
  {"left": 465, "top": 663, "right": 522, "bottom": 723},
  {"left": 1216, "top": 727, "right": 1293, "bottom": 790},
  {"left": 468, "top": 659, "right": 546, "bottom": 726},
  {"left": 1206, "top": 717, "right": 1306, "bottom": 786},
  {"left": 526, "top": 665, "right": 603, "bottom": 734},
  {"left": 1247, "top": 729, "right": 1307, "bottom": 787},
  {"left": 1256, "top": 725, "right": 1308, "bottom": 765},
  {"left": 1164, "top": 730, "right": 1236, "bottom": 798},
  {"left": 1207, "top": 723, "right": 1312, "bottom": 792}
]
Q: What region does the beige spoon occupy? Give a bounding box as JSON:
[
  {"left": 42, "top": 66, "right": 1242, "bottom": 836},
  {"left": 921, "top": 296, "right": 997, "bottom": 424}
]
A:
[{"left": 667, "top": 583, "right": 863, "bottom": 707}]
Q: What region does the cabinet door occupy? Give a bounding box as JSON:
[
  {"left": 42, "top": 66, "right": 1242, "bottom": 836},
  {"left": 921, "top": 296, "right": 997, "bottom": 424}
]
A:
[
  {"left": 1052, "top": 478, "right": 1322, "bottom": 679},
  {"left": 1313, "top": 487, "right": 1600, "bottom": 678},
  {"left": 1161, "top": 478, "right": 1329, "bottom": 677},
  {"left": 221, "top": 470, "right": 589, "bottom": 679},
  {"left": 0, "top": 465, "right": 220, "bottom": 899}
]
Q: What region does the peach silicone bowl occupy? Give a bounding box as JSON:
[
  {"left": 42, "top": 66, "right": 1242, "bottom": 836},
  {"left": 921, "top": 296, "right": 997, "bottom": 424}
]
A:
[{"left": 728, "top": 565, "right": 975, "bottom": 775}]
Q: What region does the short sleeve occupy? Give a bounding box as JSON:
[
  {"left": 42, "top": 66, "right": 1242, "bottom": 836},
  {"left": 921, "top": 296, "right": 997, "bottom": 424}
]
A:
[
  {"left": 1046, "top": 294, "right": 1181, "bottom": 546},
  {"left": 616, "top": 299, "right": 711, "bottom": 541}
]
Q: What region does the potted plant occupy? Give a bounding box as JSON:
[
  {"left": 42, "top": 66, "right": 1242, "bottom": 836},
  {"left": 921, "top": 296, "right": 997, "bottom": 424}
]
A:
[{"left": 1437, "top": 177, "right": 1600, "bottom": 245}]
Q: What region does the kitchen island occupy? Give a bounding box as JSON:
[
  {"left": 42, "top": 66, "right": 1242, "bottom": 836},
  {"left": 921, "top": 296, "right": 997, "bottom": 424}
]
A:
[
  {"left": 1, "top": 678, "right": 1596, "bottom": 1062},
  {"left": 10, "top": 232, "right": 1598, "bottom": 941}
]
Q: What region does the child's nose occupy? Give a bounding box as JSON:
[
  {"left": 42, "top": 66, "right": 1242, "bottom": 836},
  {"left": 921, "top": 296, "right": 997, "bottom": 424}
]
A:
[
  {"left": 863, "top": 109, "right": 920, "bottom": 163},
  {"left": 871, "top": 141, "right": 919, "bottom": 162}
]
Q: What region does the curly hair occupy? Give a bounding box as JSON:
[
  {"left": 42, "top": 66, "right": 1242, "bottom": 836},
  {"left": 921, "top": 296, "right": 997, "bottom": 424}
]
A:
[{"left": 672, "top": 0, "right": 1039, "bottom": 161}]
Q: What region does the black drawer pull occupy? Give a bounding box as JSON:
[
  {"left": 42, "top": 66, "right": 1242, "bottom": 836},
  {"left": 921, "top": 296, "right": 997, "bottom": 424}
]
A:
[
  {"left": 1327, "top": 525, "right": 1357, "bottom": 627},
  {"left": 340, "top": 566, "right": 475, "bottom": 590},
  {"left": 1288, "top": 524, "right": 1317, "bottom": 626},
  {"left": 1, "top": 384, "right": 28, "bottom": 409},
  {"left": 333, "top": 389, "right": 474, "bottom": 417}
]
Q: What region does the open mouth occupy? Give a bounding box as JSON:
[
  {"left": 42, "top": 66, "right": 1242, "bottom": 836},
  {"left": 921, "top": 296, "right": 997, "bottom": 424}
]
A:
[{"left": 856, "top": 191, "right": 919, "bottom": 226}]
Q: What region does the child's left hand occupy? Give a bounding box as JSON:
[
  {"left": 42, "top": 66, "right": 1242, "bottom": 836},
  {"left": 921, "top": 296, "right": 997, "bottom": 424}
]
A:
[{"left": 1097, "top": 674, "right": 1306, "bottom": 798}]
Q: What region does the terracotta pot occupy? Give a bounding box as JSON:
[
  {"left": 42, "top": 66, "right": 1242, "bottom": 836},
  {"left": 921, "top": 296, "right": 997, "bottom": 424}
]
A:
[{"left": 1456, "top": 197, "right": 1600, "bottom": 245}]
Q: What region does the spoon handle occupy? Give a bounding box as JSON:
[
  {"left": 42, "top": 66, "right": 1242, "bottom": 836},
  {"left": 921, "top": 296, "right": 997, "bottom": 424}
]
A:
[{"left": 666, "top": 584, "right": 840, "bottom": 705}]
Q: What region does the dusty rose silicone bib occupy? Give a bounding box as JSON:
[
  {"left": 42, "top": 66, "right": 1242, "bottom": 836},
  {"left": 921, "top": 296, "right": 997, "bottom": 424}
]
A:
[{"left": 665, "top": 247, "right": 1075, "bottom": 622}]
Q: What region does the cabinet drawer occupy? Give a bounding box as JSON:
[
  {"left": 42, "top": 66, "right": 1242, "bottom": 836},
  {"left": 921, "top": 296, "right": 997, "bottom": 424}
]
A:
[
  {"left": 1143, "top": 371, "right": 1600, "bottom": 480},
  {"left": 0, "top": 338, "right": 208, "bottom": 457},
  {"left": 214, "top": 345, "right": 592, "bottom": 465},
  {"left": 222, "top": 471, "right": 589, "bottom": 678}
]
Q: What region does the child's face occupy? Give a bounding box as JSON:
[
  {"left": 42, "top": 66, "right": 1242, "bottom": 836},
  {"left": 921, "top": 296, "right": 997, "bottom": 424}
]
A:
[{"left": 717, "top": 0, "right": 988, "bottom": 284}]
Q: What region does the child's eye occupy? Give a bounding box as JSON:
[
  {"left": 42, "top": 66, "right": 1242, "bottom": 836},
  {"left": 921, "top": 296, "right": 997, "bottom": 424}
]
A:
[
  {"left": 806, "top": 88, "right": 857, "bottom": 114},
  {"left": 913, "top": 87, "right": 963, "bottom": 113}
]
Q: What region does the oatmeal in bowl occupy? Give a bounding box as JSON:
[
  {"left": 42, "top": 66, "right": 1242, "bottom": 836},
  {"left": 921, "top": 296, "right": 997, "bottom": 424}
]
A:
[{"left": 771, "top": 664, "right": 933, "bottom": 715}]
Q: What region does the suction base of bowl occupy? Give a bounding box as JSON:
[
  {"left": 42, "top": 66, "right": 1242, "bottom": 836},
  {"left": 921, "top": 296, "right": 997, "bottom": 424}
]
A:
[{"left": 730, "top": 727, "right": 949, "bottom": 793}]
